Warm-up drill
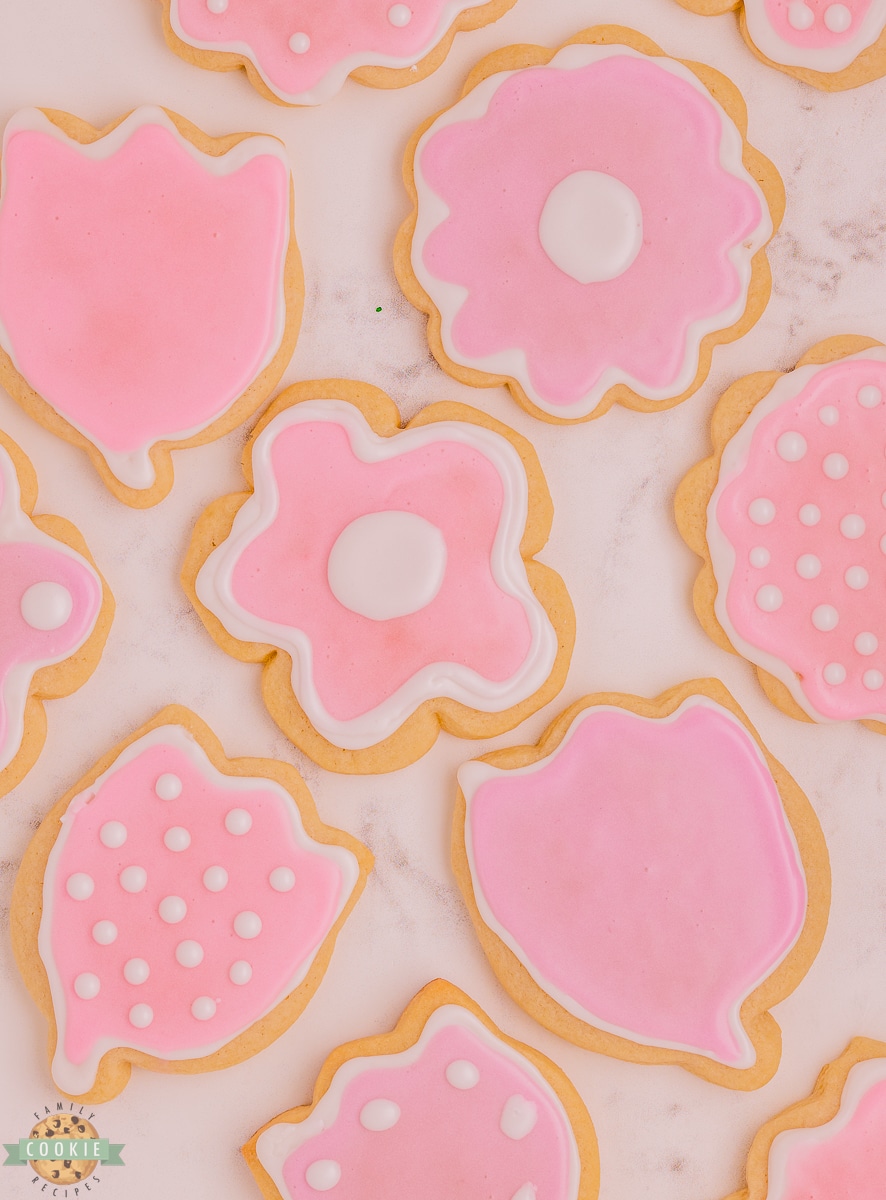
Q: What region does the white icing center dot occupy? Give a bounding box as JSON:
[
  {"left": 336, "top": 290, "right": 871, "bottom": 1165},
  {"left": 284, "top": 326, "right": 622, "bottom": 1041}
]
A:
[
  {"left": 776, "top": 431, "right": 807, "bottom": 462},
  {"left": 796, "top": 554, "right": 821, "bottom": 579},
  {"left": 812, "top": 604, "right": 839, "bottom": 632},
  {"left": 66, "top": 872, "right": 94, "bottom": 900},
  {"left": 129, "top": 1003, "right": 153, "bottom": 1028},
  {"left": 823, "top": 662, "right": 847, "bottom": 685},
  {"left": 823, "top": 453, "right": 849, "bottom": 479},
  {"left": 327, "top": 511, "right": 447, "bottom": 621},
  {"left": 755, "top": 584, "right": 783, "bottom": 612},
  {"left": 74, "top": 973, "right": 100, "bottom": 1000},
  {"left": 845, "top": 566, "right": 869, "bottom": 589},
  {"left": 124, "top": 958, "right": 150, "bottom": 985},
  {"left": 855, "top": 632, "right": 879, "bottom": 655},
  {"left": 749, "top": 498, "right": 776, "bottom": 525},
  {"left": 305, "top": 1160, "right": 341, "bottom": 1191},
  {"left": 20, "top": 581, "right": 73, "bottom": 631},
  {"left": 230, "top": 960, "right": 253, "bottom": 985},
  {"left": 225, "top": 808, "right": 253, "bottom": 835},
  {"left": 788, "top": 1, "right": 815, "bottom": 29},
  {"left": 387, "top": 4, "right": 412, "bottom": 26},
  {"left": 289, "top": 32, "right": 310, "bottom": 53},
  {"left": 824, "top": 3, "right": 852, "bottom": 32},
  {"left": 159, "top": 895, "right": 187, "bottom": 924},
  {"left": 749, "top": 546, "right": 770, "bottom": 568},
  {"left": 92, "top": 920, "right": 117, "bottom": 945},
  {"left": 445, "top": 1059, "right": 480, "bottom": 1089},
  {"left": 176, "top": 940, "right": 205, "bottom": 968},
  {"left": 864, "top": 669, "right": 884, "bottom": 690},
  {"left": 500, "top": 1094, "right": 538, "bottom": 1141},
  {"left": 203, "top": 866, "right": 229, "bottom": 892},
  {"left": 164, "top": 826, "right": 191, "bottom": 852},
  {"left": 818, "top": 405, "right": 839, "bottom": 425},
  {"left": 799, "top": 504, "right": 821, "bottom": 526},
  {"left": 858, "top": 384, "right": 882, "bottom": 408},
  {"left": 207, "top": 0, "right": 228, "bottom": 12},
  {"left": 539, "top": 170, "right": 643, "bottom": 284},
  {"left": 119, "top": 865, "right": 147, "bottom": 893},
  {"left": 191, "top": 996, "right": 217, "bottom": 1020},
  {"left": 270, "top": 866, "right": 296, "bottom": 892},
  {"left": 359, "top": 1099, "right": 401, "bottom": 1131},
  {"left": 234, "top": 910, "right": 262, "bottom": 939},
  {"left": 840, "top": 514, "right": 866, "bottom": 539},
  {"left": 99, "top": 820, "right": 127, "bottom": 848},
  {"left": 155, "top": 773, "right": 182, "bottom": 800}
]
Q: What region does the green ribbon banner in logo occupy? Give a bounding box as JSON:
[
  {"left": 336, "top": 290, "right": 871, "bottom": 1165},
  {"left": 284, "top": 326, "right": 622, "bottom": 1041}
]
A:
[{"left": 3, "top": 1138, "right": 125, "bottom": 1166}]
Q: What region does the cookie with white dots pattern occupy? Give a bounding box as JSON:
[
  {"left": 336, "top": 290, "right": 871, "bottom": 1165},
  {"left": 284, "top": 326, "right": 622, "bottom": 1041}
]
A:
[
  {"left": 10, "top": 705, "right": 371, "bottom": 1101},
  {"left": 677, "top": 335, "right": 886, "bottom": 729},
  {"left": 245, "top": 980, "right": 599, "bottom": 1200}
]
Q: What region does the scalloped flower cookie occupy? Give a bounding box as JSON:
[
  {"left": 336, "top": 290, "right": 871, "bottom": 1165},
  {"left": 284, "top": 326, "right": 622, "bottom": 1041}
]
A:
[
  {"left": 246, "top": 981, "right": 599, "bottom": 1200},
  {"left": 678, "top": 337, "right": 886, "bottom": 728},
  {"left": 184, "top": 381, "right": 573, "bottom": 774},
  {"left": 453, "top": 681, "right": 829, "bottom": 1089},
  {"left": 726, "top": 1038, "right": 886, "bottom": 1198},
  {"left": 0, "top": 432, "right": 110, "bottom": 797},
  {"left": 675, "top": 0, "right": 886, "bottom": 89},
  {"left": 0, "top": 107, "right": 301, "bottom": 506},
  {"left": 161, "top": 0, "right": 517, "bottom": 106},
  {"left": 11, "top": 708, "right": 371, "bottom": 1101},
  {"left": 396, "top": 26, "right": 782, "bottom": 423}
]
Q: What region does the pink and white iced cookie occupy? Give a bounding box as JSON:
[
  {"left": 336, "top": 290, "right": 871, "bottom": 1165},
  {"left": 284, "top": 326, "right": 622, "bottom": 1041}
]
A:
[
  {"left": 11, "top": 707, "right": 371, "bottom": 1101},
  {"left": 727, "top": 1038, "right": 886, "bottom": 1199},
  {"left": 0, "top": 431, "right": 110, "bottom": 798},
  {"left": 676, "top": 0, "right": 886, "bottom": 88},
  {"left": 397, "top": 26, "right": 783, "bottom": 424},
  {"left": 453, "top": 681, "right": 830, "bottom": 1089},
  {"left": 678, "top": 337, "right": 886, "bottom": 729},
  {"left": 0, "top": 107, "right": 301, "bottom": 507},
  {"left": 184, "top": 380, "right": 574, "bottom": 774},
  {"left": 246, "top": 980, "right": 599, "bottom": 1200},
  {"left": 160, "top": 0, "right": 517, "bottom": 106}
]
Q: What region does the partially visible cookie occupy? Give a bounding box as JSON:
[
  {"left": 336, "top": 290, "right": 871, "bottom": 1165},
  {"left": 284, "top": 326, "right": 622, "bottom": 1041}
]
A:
[
  {"left": 246, "top": 979, "right": 599, "bottom": 1200},
  {"left": 0, "top": 430, "right": 111, "bottom": 799}
]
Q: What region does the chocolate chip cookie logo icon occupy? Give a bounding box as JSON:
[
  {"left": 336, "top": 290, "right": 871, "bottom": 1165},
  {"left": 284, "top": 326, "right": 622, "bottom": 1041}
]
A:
[{"left": 3, "top": 1104, "right": 124, "bottom": 1192}]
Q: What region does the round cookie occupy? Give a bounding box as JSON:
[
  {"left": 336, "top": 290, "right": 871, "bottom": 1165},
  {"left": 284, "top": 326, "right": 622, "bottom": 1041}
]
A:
[{"left": 28, "top": 1116, "right": 99, "bottom": 1185}]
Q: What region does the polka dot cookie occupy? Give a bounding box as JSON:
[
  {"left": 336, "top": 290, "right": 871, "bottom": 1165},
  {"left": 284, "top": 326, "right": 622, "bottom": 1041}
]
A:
[
  {"left": 10, "top": 706, "right": 371, "bottom": 1101},
  {"left": 159, "top": 0, "right": 518, "bottom": 106},
  {"left": 246, "top": 980, "right": 599, "bottom": 1200},
  {"left": 677, "top": 336, "right": 886, "bottom": 728}
]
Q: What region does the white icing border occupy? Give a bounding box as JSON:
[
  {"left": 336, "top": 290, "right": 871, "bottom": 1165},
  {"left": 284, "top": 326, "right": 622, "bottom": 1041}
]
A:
[
  {"left": 744, "top": 0, "right": 886, "bottom": 72},
  {"left": 0, "top": 445, "right": 101, "bottom": 774},
  {"left": 0, "top": 107, "right": 292, "bottom": 490},
  {"left": 410, "top": 42, "right": 773, "bottom": 419},
  {"left": 195, "top": 400, "right": 560, "bottom": 751},
  {"left": 255, "top": 1004, "right": 581, "bottom": 1200},
  {"left": 39, "top": 724, "right": 361, "bottom": 1095},
  {"left": 457, "top": 696, "right": 808, "bottom": 1068},
  {"left": 707, "top": 346, "right": 886, "bottom": 725}
]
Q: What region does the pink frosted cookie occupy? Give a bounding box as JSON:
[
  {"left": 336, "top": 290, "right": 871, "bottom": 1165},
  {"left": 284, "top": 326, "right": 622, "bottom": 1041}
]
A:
[
  {"left": 0, "top": 107, "right": 301, "bottom": 507},
  {"left": 160, "top": 0, "right": 517, "bottom": 106},
  {"left": 183, "top": 380, "right": 574, "bottom": 774},
  {"left": 396, "top": 26, "right": 783, "bottom": 424},
  {"left": 11, "top": 707, "right": 371, "bottom": 1101},
  {"left": 678, "top": 336, "right": 886, "bottom": 728},
  {"left": 245, "top": 980, "right": 599, "bottom": 1200},
  {"left": 724, "top": 1038, "right": 886, "bottom": 1199},
  {"left": 453, "top": 680, "right": 830, "bottom": 1089},
  {"left": 0, "top": 431, "right": 111, "bottom": 799},
  {"left": 675, "top": 0, "right": 886, "bottom": 89}
]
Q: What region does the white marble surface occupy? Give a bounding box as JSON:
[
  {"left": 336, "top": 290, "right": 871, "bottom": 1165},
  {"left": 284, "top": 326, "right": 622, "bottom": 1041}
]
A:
[{"left": 1, "top": 0, "right": 886, "bottom": 1197}]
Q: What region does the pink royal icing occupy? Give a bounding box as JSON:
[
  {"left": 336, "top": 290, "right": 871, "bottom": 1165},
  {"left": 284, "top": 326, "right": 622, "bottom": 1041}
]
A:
[
  {"left": 459, "top": 698, "right": 807, "bottom": 1066},
  {"left": 169, "top": 1, "right": 505, "bottom": 105},
  {"left": 410, "top": 42, "right": 771, "bottom": 419},
  {"left": 194, "top": 399, "right": 559, "bottom": 752},
  {"left": 0, "top": 445, "right": 102, "bottom": 776},
  {"left": 0, "top": 108, "right": 291, "bottom": 492},
  {"left": 39, "top": 725, "right": 361, "bottom": 1095},
  {"left": 710, "top": 350, "right": 886, "bottom": 723},
  {"left": 745, "top": 0, "right": 886, "bottom": 71},
  {"left": 254, "top": 1006, "right": 581, "bottom": 1200}
]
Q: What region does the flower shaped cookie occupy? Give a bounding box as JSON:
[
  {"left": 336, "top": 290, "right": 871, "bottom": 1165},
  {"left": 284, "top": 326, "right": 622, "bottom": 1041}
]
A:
[
  {"left": 11, "top": 708, "right": 370, "bottom": 1101},
  {"left": 161, "top": 0, "right": 517, "bottom": 106},
  {"left": 0, "top": 432, "right": 110, "bottom": 797},
  {"left": 247, "top": 980, "right": 598, "bottom": 1200},
  {"left": 0, "top": 107, "right": 300, "bottom": 506},
  {"left": 454, "top": 681, "right": 829, "bottom": 1088},
  {"left": 397, "top": 27, "right": 782, "bottom": 423},
  {"left": 676, "top": 0, "right": 886, "bottom": 88},
  {"left": 185, "top": 382, "right": 572, "bottom": 773}
]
